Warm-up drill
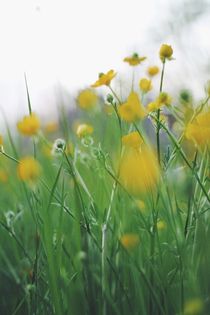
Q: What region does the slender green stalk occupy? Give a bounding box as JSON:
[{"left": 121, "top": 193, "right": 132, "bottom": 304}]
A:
[
  {"left": 109, "top": 85, "right": 122, "bottom": 104},
  {"left": 156, "top": 60, "right": 165, "bottom": 165},
  {"left": 151, "top": 113, "right": 210, "bottom": 203},
  {"left": 101, "top": 180, "right": 117, "bottom": 315}
]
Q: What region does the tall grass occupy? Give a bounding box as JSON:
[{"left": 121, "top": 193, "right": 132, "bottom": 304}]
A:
[{"left": 0, "top": 49, "right": 210, "bottom": 315}]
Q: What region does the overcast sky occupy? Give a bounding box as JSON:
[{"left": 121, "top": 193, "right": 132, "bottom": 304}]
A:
[{"left": 0, "top": 0, "right": 209, "bottom": 130}]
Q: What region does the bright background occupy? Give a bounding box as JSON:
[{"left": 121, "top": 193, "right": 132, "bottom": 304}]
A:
[{"left": 0, "top": 0, "right": 209, "bottom": 128}]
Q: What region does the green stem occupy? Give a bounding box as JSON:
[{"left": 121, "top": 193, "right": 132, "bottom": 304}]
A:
[
  {"left": 109, "top": 85, "right": 122, "bottom": 104},
  {"left": 151, "top": 113, "right": 210, "bottom": 203},
  {"left": 156, "top": 60, "right": 165, "bottom": 165}
]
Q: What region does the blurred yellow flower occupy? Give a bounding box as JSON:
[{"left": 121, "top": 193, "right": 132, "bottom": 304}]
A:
[
  {"left": 147, "top": 65, "right": 159, "bottom": 76},
  {"left": 17, "top": 113, "right": 40, "bottom": 136},
  {"left": 120, "top": 233, "right": 140, "bottom": 250},
  {"left": 185, "top": 111, "right": 210, "bottom": 146},
  {"left": 119, "top": 145, "right": 160, "bottom": 196},
  {"left": 156, "top": 92, "right": 172, "bottom": 107},
  {"left": 159, "top": 44, "right": 173, "bottom": 61},
  {"left": 0, "top": 169, "right": 8, "bottom": 183},
  {"left": 184, "top": 298, "right": 204, "bottom": 315},
  {"left": 157, "top": 220, "right": 167, "bottom": 231},
  {"left": 139, "top": 78, "right": 152, "bottom": 93},
  {"left": 44, "top": 121, "right": 58, "bottom": 133},
  {"left": 0, "top": 135, "right": 3, "bottom": 146},
  {"left": 118, "top": 92, "right": 146, "bottom": 122},
  {"left": 122, "top": 131, "right": 143, "bottom": 149},
  {"left": 77, "top": 89, "right": 98, "bottom": 110},
  {"left": 147, "top": 101, "right": 159, "bottom": 112},
  {"left": 123, "top": 53, "right": 146, "bottom": 66},
  {"left": 76, "top": 124, "right": 94, "bottom": 138},
  {"left": 17, "top": 157, "right": 41, "bottom": 182},
  {"left": 91, "top": 70, "right": 116, "bottom": 87}
]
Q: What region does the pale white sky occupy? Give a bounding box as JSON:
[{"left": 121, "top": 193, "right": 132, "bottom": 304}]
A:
[{"left": 0, "top": 0, "right": 209, "bottom": 129}]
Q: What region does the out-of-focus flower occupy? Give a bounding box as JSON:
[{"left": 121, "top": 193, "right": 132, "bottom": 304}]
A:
[
  {"left": 17, "top": 157, "right": 41, "bottom": 182},
  {"left": 159, "top": 44, "right": 173, "bottom": 61},
  {"left": 122, "top": 131, "right": 143, "bottom": 149},
  {"left": 147, "top": 101, "right": 159, "bottom": 112},
  {"left": 118, "top": 92, "right": 146, "bottom": 122},
  {"left": 184, "top": 298, "right": 204, "bottom": 315},
  {"left": 157, "top": 220, "right": 167, "bottom": 231},
  {"left": 91, "top": 70, "right": 116, "bottom": 87},
  {"left": 76, "top": 124, "right": 94, "bottom": 138},
  {"left": 147, "top": 65, "right": 159, "bottom": 76},
  {"left": 0, "top": 169, "right": 8, "bottom": 183},
  {"left": 156, "top": 92, "right": 172, "bottom": 107},
  {"left": 119, "top": 145, "right": 160, "bottom": 196},
  {"left": 139, "top": 78, "right": 152, "bottom": 93},
  {"left": 52, "top": 138, "right": 66, "bottom": 155},
  {"left": 120, "top": 233, "right": 140, "bottom": 250},
  {"left": 147, "top": 93, "right": 171, "bottom": 113},
  {"left": 44, "top": 121, "right": 58, "bottom": 133},
  {"left": 123, "top": 53, "right": 146, "bottom": 66},
  {"left": 17, "top": 113, "right": 40, "bottom": 136},
  {"left": 185, "top": 111, "right": 210, "bottom": 147},
  {"left": 76, "top": 89, "right": 98, "bottom": 110}
]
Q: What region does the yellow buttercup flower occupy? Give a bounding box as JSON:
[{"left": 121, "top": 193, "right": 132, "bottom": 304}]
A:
[
  {"left": 0, "top": 135, "right": 3, "bottom": 146},
  {"left": 17, "top": 113, "right": 40, "bottom": 136},
  {"left": 44, "top": 121, "right": 58, "bottom": 133},
  {"left": 76, "top": 124, "right": 94, "bottom": 138},
  {"left": 185, "top": 111, "right": 210, "bottom": 146},
  {"left": 184, "top": 298, "right": 204, "bottom": 315},
  {"left": 76, "top": 89, "right": 98, "bottom": 110},
  {"left": 17, "top": 157, "right": 41, "bottom": 182},
  {"left": 147, "top": 101, "right": 159, "bottom": 112},
  {"left": 139, "top": 78, "right": 152, "bottom": 93},
  {"left": 123, "top": 53, "right": 146, "bottom": 66},
  {"left": 147, "top": 65, "right": 159, "bottom": 76},
  {"left": 118, "top": 92, "right": 146, "bottom": 122},
  {"left": 120, "top": 234, "right": 140, "bottom": 250},
  {"left": 122, "top": 131, "right": 143, "bottom": 149},
  {"left": 91, "top": 70, "right": 116, "bottom": 87},
  {"left": 119, "top": 145, "right": 160, "bottom": 196},
  {"left": 156, "top": 92, "right": 172, "bottom": 107},
  {"left": 159, "top": 44, "right": 173, "bottom": 61}
]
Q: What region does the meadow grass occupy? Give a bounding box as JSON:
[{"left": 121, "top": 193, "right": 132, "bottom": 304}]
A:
[{"left": 0, "top": 47, "right": 210, "bottom": 315}]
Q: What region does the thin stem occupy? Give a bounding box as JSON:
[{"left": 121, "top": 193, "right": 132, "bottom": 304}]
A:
[
  {"left": 109, "top": 85, "right": 122, "bottom": 104},
  {"left": 1, "top": 151, "right": 19, "bottom": 163},
  {"left": 150, "top": 113, "right": 210, "bottom": 203},
  {"left": 24, "top": 73, "right": 32, "bottom": 115},
  {"left": 156, "top": 60, "right": 165, "bottom": 165}
]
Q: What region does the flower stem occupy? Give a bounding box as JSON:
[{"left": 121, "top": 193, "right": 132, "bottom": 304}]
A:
[{"left": 156, "top": 60, "right": 165, "bottom": 165}]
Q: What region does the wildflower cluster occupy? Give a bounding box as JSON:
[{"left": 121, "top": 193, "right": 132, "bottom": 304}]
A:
[{"left": 0, "top": 43, "right": 210, "bottom": 315}]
